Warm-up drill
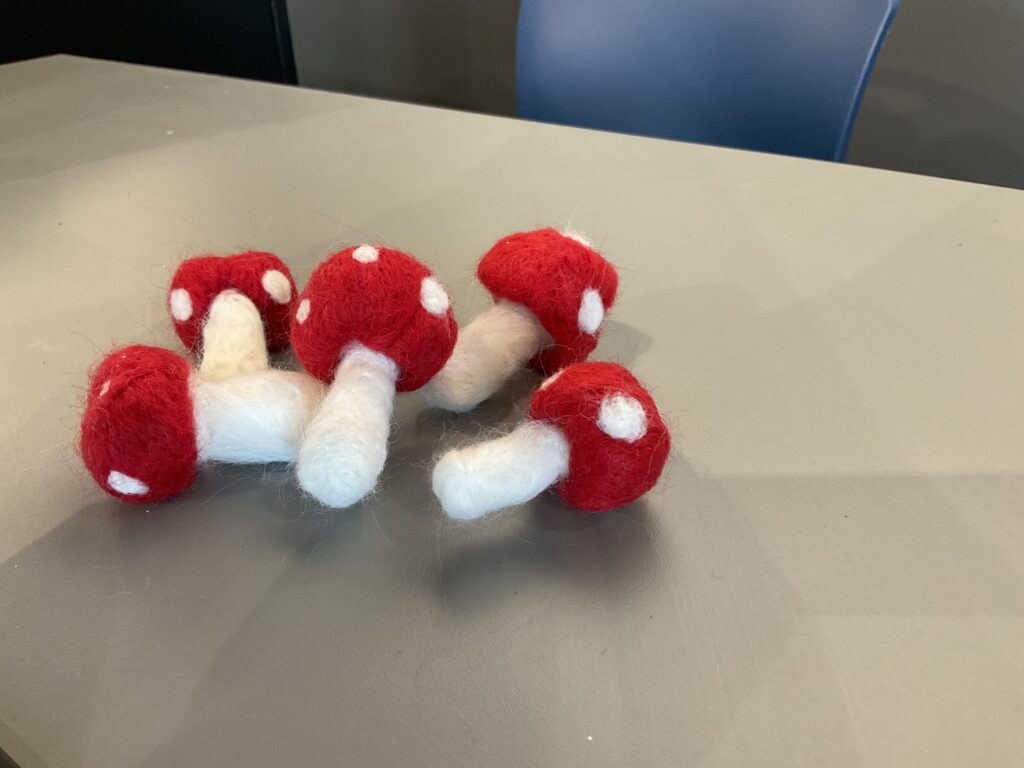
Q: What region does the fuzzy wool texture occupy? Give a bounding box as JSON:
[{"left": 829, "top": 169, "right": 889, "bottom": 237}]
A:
[
  {"left": 193, "top": 370, "right": 326, "bottom": 464},
  {"left": 81, "top": 344, "right": 329, "bottom": 503},
  {"left": 296, "top": 345, "right": 399, "bottom": 508},
  {"left": 169, "top": 251, "right": 297, "bottom": 353},
  {"left": 80, "top": 345, "right": 198, "bottom": 503},
  {"left": 529, "top": 362, "right": 670, "bottom": 512},
  {"left": 199, "top": 291, "right": 271, "bottom": 381},
  {"left": 432, "top": 420, "right": 570, "bottom": 521},
  {"left": 290, "top": 245, "right": 457, "bottom": 392},
  {"left": 421, "top": 300, "right": 551, "bottom": 412},
  {"left": 477, "top": 228, "right": 619, "bottom": 375}
]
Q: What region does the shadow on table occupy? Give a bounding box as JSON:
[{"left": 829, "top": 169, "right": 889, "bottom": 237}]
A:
[
  {"left": 433, "top": 495, "right": 663, "bottom": 617},
  {"left": 598, "top": 317, "right": 654, "bottom": 367},
  {"left": 7, "top": 460, "right": 1024, "bottom": 766}
]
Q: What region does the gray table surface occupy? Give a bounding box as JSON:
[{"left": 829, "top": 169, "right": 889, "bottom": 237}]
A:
[{"left": 1, "top": 55, "right": 1023, "bottom": 768}]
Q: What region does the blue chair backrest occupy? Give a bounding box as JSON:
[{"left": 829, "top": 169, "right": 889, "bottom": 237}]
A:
[{"left": 517, "top": 0, "right": 899, "bottom": 160}]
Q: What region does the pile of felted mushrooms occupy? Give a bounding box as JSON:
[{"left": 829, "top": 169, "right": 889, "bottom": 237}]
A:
[{"left": 79, "top": 228, "right": 670, "bottom": 521}]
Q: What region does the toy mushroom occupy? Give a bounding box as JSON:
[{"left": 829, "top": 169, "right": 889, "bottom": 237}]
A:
[
  {"left": 80, "top": 345, "right": 325, "bottom": 503},
  {"left": 290, "top": 244, "right": 458, "bottom": 508},
  {"left": 432, "top": 361, "right": 669, "bottom": 520},
  {"left": 422, "top": 228, "right": 618, "bottom": 412},
  {"left": 169, "top": 251, "right": 297, "bottom": 380}
]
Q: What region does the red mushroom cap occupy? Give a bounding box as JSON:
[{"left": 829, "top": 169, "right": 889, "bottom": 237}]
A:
[
  {"left": 80, "top": 345, "right": 198, "bottom": 503},
  {"left": 169, "top": 251, "right": 297, "bottom": 353},
  {"left": 477, "top": 228, "right": 618, "bottom": 374},
  {"left": 528, "top": 361, "right": 669, "bottom": 512},
  {"left": 290, "top": 245, "right": 458, "bottom": 392}
]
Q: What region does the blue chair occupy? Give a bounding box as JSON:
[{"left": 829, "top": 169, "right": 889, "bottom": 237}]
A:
[{"left": 516, "top": 0, "right": 899, "bottom": 161}]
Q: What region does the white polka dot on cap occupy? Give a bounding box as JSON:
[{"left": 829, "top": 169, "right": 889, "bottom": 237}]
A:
[
  {"left": 107, "top": 470, "right": 149, "bottom": 496},
  {"left": 261, "top": 269, "right": 292, "bottom": 304},
  {"left": 597, "top": 393, "right": 648, "bottom": 442},
  {"left": 295, "top": 298, "right": 311, "bottom": 324},
  {"left": 420, "top": 276, "right": 450, "bottom": 316},
  {"left": 169, "top": 288, "right": 193, "bottom": 322},
  {"left": 577, "top": 288, "right": 605, "bottom": 334},
  {"left": 352, "top": 245, "right": 380, "bottom": 264}
]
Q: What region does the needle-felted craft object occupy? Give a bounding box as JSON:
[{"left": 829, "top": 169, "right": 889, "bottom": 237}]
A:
[
  {"left": 290, "top": 244, "right": 458, "bottom": 508},
  {"left": 432, "top": 361, "right": 670, "bottom": 520},
  {"left": 422, "top": 227, "right": 618, "bottom": 412},
  {"left": 80, "top": 251, "right": 322, "bottom": 503},
  {"left": 80, "top": 345, "right": 324, "bottom": 502},
  {"left": 168, "top": 250, "right": 297, "bottom": 379}
]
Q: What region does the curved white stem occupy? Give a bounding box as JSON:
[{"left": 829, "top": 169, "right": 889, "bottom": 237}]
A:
[
  {"left": 296, "top": 344, "right": 399, "bottom": 508},
  {"left": 199, "top": 290, "right": 269, "bottom": 381},
  {"left": 421, "top": 300, "right": 550, "bottom": 413},
  {"left": 192, "top": 370, "right": 326, "bottom": 463},
  {"left": 432, "top": 420, "right": 570, "bottom": 521}
]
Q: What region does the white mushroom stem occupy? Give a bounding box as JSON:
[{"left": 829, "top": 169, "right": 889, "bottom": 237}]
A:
[
  {"left": 432, "top": 420, "right": 570, "bottom": 521},
  {"left": 199, "top": 290, "right": 270, "bottom": 381},
  {"left": 296, "top": 344, "right": 399, "bottom": 508},
  {"left": 421, "top": 300, "right": 551, "bottom": 412},
  {"left": 192, "top": 370, "right": 326, "bottom": 463}
]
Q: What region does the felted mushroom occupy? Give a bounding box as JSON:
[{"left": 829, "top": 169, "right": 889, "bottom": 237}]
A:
[
  {"left": 432, "top": 361, "right": 669, "bottom": 520},
  {"left": 422, "top": 228, "right": 618, "bottom": 412},
  {"left": 290, "top": 244, "right": 458, "bottom": 508},
  {"left": 169, "top": 251, "right": 297, "bottom": 380},
  {"left": 80, "top": 345, "right": 325, "bottom": 503}
]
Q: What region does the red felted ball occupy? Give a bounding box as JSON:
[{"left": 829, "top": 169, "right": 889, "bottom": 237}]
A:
[
  {"left": 290, "top": 245, "right": 458, "bottom": 392},
  {"left": 80, "top": 345, "right": 198, "bottom": 503},
  {"left": 169, "top": 251, "right": 297, "bottom": 353},
  {"left": 529, "top": 361, "right": 670, "bottom": 512},
  {"left": 477, "top": 228, "right": 619, "bottom": 375}
]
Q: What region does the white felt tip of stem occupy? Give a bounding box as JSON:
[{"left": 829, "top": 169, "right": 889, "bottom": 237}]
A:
[
  {"left": 432, "top": 420, "right": 570, "bottom": 521},
  {"left": 193, "top": 370, "right": 326, "bottom": 464},
  {"left": 421, "top": 300, "right": 551, "bottom": 413},
  {"left": 352, "top": 245, "right": 380, "bottom": 263},
  {"left": 198, "top": 290, "right": 270, "bottom": 381},
  {"left": 261, "top": 269, "right": 292, "bottom": 304},
  {"left": 577, "top": 288, "right": 605, "bottom": 334},
  {"left": 170, "top": 288, "right": 193, "bottom": 322},
  {"left": 107, "top": 471, "right": 149, "bottom": 496},
  {"left": 296, "top": 344, "right": 399, "bottom": 508},
  {"left": 597, "top": 394, "right": 648, "bottom": 442}
]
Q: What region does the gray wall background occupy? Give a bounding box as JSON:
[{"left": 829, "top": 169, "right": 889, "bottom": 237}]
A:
[{"left": 288, "top": 0, "right": 1024, "bottom": 190}]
